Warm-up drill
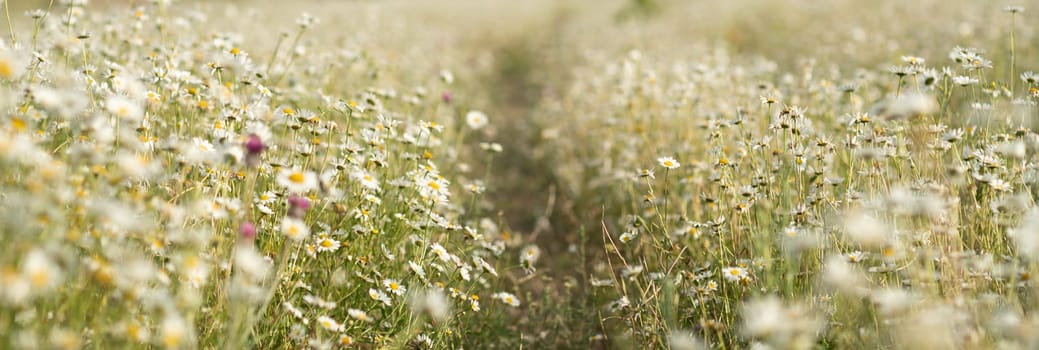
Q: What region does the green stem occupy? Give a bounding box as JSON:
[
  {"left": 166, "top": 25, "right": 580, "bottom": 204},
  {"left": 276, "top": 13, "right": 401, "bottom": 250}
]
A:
[{"left": 3, "top": 0, "right": 14, "bottom": 43}]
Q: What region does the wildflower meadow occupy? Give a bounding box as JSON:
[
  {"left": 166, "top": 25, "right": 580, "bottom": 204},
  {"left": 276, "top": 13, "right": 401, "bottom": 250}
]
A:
[{"left": 1, "top": 0, "right": 1039, "bottom": 349}]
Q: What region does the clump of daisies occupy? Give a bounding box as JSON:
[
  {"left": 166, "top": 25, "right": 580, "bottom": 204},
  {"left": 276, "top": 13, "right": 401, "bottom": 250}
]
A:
[
  {"left": 526, "top": 2, "right": 1039, "bottom": 348},
  {"left": 0, "top": 1, "right": 523, "bottom": 349}
]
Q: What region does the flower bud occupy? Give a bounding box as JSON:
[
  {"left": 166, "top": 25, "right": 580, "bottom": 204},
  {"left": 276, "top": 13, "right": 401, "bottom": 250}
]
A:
[
  {"left": 288, "top": 195, "right": 310, "bottom": 219},
  {"left": 244, "top": 134, "right": 265, "bottom": 168},
  {"left": 239, "top": 222, "right": 257, "bottom": 242}
]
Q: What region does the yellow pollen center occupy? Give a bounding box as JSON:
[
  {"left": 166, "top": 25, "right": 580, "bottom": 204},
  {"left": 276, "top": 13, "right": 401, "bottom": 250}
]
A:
[{"left": 0, "top": 60, "right": 13, "bottom": 79}]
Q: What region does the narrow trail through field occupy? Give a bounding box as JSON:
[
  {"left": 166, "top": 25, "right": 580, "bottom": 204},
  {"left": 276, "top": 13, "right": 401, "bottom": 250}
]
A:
[
  {"left": 463, "top": 9, "right": 622, "bottom": 341},
  {"left": 460, "top": 5, "right": 583, "bottom": 255}
]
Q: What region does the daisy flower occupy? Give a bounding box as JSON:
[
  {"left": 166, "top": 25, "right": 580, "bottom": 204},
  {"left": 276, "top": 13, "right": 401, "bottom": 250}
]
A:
[
  {"left": 0, "top": 50, "right": 26, "bottom": 81},
  {"left": 159, "top": 315, "right": 188, "bottom": 349},
  {"left": 845, "top": 251, "right": 867, "bottom": 263},
  {"left": 619, "top": 231, "right": 638, "bottom": 243},
  {"left": 636, "top": 168, "right": 655, "bottom": 179},
  {"left": 466, "top": 110, "right": 489, "bottom": 129},
  {"left": 519, "top": 244, "right": 544, "bottom": 265},
  {"left": 105, "top": 95, "right": 144, "bottom": 121},
  {"left": 256, "top": 204, "right": 275, "bottom": 216},
  {"left": 21, "top": 249, "right": 62, "bottom": 293},
  {"left": 281, "top": 217, "right": 311, "bottom": 242},
  {"left": 657, "top": 156, "right": 680, "bottom": 169},
  {"left": 256, "top": 191, "right": 277, "bottom": 204},
  {"left": 722, "top": 266, "right": 749, "bottom": 283},
  {"left": 383, "top": 279, "right": 406, "bottom": 296},
  {"left": 348, "top": 308, "right": 372, "bottom": 322},
  {"left": 409, "top": 261, "right": 426, "bottom": 278},
  {"left": 316, "top": 316, "right": 344, "bottom": 332},
  {"left": 493, "top": 292, "right": 521, "bottom": 307},
  {"left": 352, "top": 170, "right": 381, "bottom": 192},
  {"left": 314, "top": 234, "right": 340, "bottom": 253},
  {"left": 369, "top": 288, "right": 392, "bottom": 306},
  {"left": 277, "top": 168, "right": 319, "bottom": 193},
  {"left": 430, "top": 242, "right": 451, "bottom": 262},
  {"left": 409, "top": 288, "right": 451, "bottom": 322}
]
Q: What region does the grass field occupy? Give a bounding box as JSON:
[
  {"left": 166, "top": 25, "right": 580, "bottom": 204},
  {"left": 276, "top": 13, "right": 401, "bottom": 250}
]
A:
[{"left": 1, "top": 0, "right": 1038, "bottom": 348}]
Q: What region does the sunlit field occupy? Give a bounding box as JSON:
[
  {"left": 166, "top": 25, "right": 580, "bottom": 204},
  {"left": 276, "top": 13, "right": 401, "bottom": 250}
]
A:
[{"left": 1, "top": 0, "right": 1038, "bottom": 349}]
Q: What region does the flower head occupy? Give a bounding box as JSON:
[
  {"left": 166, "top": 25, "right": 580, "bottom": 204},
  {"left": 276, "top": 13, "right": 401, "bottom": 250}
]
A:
[
  {"left": 281, "top": 217, "right": 310, "bottom": 242},
  {"left": 658, "top": 156, "right": 680, "bottom": 170},
  {"left": 466, "top": 110, "right": 489, "bottom": 130},
  {"left": 239, "top": 222, "right": 257, "bottom": 242},
  {"left": 244, "top": 134, "right": 265, "bottom": 167},
  {"left": 722, "top": 266, "right": 750, "bottom": 283},
  {"left": 493, "top": 292, "right": 521, "bottom": 307},
  {"left": 317, "top": 316, "right": 344, "bottom": 332},
  {"left": 277, "top": 168, "right": 319, "bottom": 193},
  {"left": 287, "top": 195, "right": 310, "bottom": 219}
]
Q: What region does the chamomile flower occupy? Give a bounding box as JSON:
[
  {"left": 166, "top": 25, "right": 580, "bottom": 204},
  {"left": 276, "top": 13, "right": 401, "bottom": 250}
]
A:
[
  {"left": 657, "top": 156, "right": 680, "bottom": 169},
  {"left": 277, "top": 168, "right": 319, "bottom": 193},
  {"left": 409, "top": 288, "right": 451, "bottom": 322},
  {"left": 493, "top": 292, "right": 521, "bottom": 307},
  {"left": 466, "top": 110, "right": 489, "bottom": 129},
  {"left": 409, "top": 261, "right": 427, "bottom": 278},
  {"left": 845, "top": 251, "right": 867, "bottom": 263},
  {"left": 317, "top": 316, "right": 344, "bottom": 332},
  {"left": 519, "top": 245, "right": 540, "bottom": 273},
  {"left": 622, "top": 265, "right": 644, "bottom": 278},
  {"left": 0, "top": 49, "right": 27, "bottom": 80},
  {"left": 606, "top": 296, "right": 630, "bottom": 312},
  {"left": 314, "top": 234, "right": 340, "bottom": 253},
  {"left": 352, "top": 170, "right": 381, "bottom": 192},
  {"left": 952, "top": 75, "right": 978, "bottom": 86},
  {"left": 369, "top": 288, "right": 392, "bottom": 306},
  {"left": 636, "top": 168, "right": 656, "bottom": 179},
  {"left": 348, "top": 308, "right": 372, "bottom": 322},
  {"left": 280, "top": 217, "right": 311, "bottom": 242},
  {"left": 21, "top": 249, "right": 62, "bottom": 293},
  {"left": 722, "top": 266, "right": 749, "bottom": 283},
  {"left": 338, "top": 335, "right": 354, "bottom": 346},
  {"left": 430, "top": 242, "right": 451, "bottom": 262},
  {"left": 160, "top": 315, "right": 189, "bottom": 349},
  {"left": 619, "top": 231, "right": 638, "bottom": 243},
  {"left": 106, "top": 95, "right": 144, "bottom": 121},
  {"left": 383, "top": 279, "right": 407, "bottom": 296}
]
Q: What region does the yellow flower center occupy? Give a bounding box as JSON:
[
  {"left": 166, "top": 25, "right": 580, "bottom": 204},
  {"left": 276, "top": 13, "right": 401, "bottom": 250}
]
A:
[
  {"left": 11, "top": 117, "right": 26, "bottom": 132},
  {"left": 29, "top": 270, "right": 49, "bottom": 287},
  {"left": 0, "top": 59, "right": 12, "bottom": 79}
]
